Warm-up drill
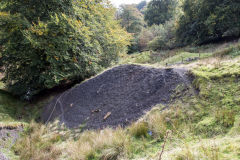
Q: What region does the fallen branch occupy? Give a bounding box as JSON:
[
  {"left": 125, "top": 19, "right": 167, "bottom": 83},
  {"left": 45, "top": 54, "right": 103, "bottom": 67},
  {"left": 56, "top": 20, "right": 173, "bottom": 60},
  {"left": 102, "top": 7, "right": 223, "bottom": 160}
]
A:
[
  {"left": 103, "top": 112, "right": 111, "bottom": 120},
  {"left": 159, "top": 130, "right": 170, "bottom": 160}
]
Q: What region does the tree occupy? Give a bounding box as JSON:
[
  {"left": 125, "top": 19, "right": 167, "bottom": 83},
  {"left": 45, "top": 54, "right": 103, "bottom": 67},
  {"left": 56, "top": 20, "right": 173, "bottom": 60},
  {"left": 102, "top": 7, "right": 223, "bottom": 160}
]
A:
[
  {"left": 0, "top": 0, "right": 130, "bottom": 99},
  {"left": 176, "top": 0, "right": 240, "bottom": 45},
  {"left": 144, "top": 0, "right": 177, "bottom": 26},
  {"left": 119, "top": 5, "right": 144, "bottom": 34},
  {"left": 138, "top": 29, "right": 154, "bottom": 51},
  {"left": 136, "top": 1, "right": 147, "bottom": 11},
  {"left": 118, "top": 5, "right": 145, "bottom": 53}
]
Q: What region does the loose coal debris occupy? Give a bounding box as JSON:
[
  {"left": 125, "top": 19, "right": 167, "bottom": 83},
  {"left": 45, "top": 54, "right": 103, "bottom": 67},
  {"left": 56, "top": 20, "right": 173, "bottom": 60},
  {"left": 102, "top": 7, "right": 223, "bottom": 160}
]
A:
[{"left": 42, "top": 64, "right": 191, "bottom": 130}]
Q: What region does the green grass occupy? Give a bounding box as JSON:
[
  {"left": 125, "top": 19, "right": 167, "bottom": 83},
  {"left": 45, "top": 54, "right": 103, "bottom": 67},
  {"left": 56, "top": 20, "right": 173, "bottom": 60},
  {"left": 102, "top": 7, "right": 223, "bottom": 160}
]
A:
[
  {"left": 159, "top": 52, "right": 212, "bottom": 65},
  {"left": 119, "top": 41, "right": 240, "bottom": 67},
  {"left": 119, "top": 51, "right": 152, "bottom": 64},
  {"left": 119, "top": 49, "right": 213, "bottom": 66},
  {"left": 0, "top": 88, "right": 41, "bottom": 126}
]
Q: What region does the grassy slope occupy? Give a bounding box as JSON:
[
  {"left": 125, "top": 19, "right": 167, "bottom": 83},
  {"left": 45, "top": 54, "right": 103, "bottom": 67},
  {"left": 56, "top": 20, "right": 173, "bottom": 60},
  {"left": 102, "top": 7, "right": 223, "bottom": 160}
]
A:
[
  {"left": 1, "top": 41, "right": 240, "bottom": 160},
  {"left": 0, "top": 81, "right": 45, "bottom": 159}
]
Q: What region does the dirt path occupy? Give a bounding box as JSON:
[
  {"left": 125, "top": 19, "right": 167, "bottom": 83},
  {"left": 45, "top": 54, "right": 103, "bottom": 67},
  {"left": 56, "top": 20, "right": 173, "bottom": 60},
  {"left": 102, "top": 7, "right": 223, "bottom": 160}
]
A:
[{"left": 42, "top": 64, "right": 191, "bottom": 130}]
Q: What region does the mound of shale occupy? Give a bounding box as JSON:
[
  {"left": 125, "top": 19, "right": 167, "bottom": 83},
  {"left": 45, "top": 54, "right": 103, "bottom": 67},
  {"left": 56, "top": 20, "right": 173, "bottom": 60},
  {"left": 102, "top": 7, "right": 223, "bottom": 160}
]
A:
[{"left": 42, "top": 64, "right": 191, "bottom": 130}]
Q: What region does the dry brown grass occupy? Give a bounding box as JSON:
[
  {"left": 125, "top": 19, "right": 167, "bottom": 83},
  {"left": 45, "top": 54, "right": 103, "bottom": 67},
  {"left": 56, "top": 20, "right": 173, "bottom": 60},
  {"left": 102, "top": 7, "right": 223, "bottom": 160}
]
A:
[
  {"left": 66, "top": 128, "right": 130, "bottom": 160},
  {"left": 13, "top": 122, "right": 63, "bottom": 160}
]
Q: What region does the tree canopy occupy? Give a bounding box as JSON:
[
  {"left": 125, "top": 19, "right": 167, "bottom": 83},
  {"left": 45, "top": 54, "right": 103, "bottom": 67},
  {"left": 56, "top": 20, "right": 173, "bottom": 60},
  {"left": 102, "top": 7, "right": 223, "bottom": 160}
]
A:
[
  {"left": 144, "top": 0, "right": 177, "bottom": 26},
  {"left": 136, "top": 1, "right": 147, "bottom": 11},
  {"left": 177, "top": 0, "right": 240, "bottom": 45},
  {"left": 118, "top": 4, "right": 145, "bottom": 53},
  {"left": 0, "top": 0, "right": 130, "bottom": 99}
]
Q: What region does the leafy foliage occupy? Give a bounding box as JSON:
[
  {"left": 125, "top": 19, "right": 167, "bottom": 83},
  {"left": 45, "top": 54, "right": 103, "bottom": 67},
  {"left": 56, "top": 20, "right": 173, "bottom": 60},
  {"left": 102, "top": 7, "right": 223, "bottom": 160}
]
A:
[
  {"left": 118, "top": 4, "right": 145, "bottom": 53},
  {"left": 119, "top": 5, "right": 144, "bottom": 34},
  {"left": 136, "top": 1, "right": 147, "bottom": 11},
  {"left": 147, "top": 20, "right": 177, "bottom": 50},
  {"left": 177, "top": 0, "right": 240, "bottom": 45},
  {"left": 144, "top": 0, "right": 177, "bottom": 26},
  {"left": 0, "top": 0, "right": 130, "bottom": 99}
]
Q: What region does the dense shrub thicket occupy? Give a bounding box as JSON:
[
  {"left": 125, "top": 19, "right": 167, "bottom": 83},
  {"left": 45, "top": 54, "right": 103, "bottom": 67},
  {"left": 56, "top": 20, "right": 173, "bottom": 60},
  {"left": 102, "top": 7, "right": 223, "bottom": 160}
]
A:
[
  {"left": 0, "top": 0, "right": 130, "bottom": 99},
  {"left": 177, "top": 0, "right": 240, "bottom": 45}
]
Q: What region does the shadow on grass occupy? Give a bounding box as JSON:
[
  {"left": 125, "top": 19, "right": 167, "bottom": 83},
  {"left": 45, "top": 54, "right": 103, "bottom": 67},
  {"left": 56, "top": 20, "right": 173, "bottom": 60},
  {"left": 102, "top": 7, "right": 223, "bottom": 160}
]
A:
[{"left": 0, "top": 89, "right": 40, "bottom": 124}]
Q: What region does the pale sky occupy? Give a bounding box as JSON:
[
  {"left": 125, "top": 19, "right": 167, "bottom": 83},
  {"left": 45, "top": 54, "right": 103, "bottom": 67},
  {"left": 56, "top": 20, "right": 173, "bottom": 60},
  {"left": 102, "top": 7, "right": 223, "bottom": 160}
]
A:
[{"left": 110, "top": 0, "right": 150, "bottom": 7}]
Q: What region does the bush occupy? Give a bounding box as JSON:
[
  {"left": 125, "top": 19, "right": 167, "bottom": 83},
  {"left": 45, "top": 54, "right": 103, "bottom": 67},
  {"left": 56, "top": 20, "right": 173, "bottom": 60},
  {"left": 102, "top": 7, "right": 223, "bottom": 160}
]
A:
[
  {"left": 137, "top": 29, "right": 154, "bottom": 51},
  {"left": 147, "top": 20, "right": 177, "bottom": 50},
  {"left": 0, "top": 0, "right": 130, "bottom": 99}
]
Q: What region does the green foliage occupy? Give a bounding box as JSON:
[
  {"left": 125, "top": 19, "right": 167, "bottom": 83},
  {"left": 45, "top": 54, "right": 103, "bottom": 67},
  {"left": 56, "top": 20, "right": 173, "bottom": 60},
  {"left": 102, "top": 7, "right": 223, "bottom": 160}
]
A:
[
  {"left": 147, "top": 20, "right": 177, "bottom": 50},
  {"left": 118, "top": 4, "right": 145, "bottom": 53},
  {"left": 144, "top": 0, "right": 177, "bottom": 26},
  {"left": 136, "top": 1, "right": 147, "bottom": 11},
  {"left": 177, "top": 0, "right": 240, "bottom": 45},
  {"left": 119, "top": 5, "right": 144, "bottom": 34},
  {"left": 137, "top": 28, "right": 154, "bottom": 51},
  {"left": 0, "top": 0, "right": 130, "bottom": 99}
]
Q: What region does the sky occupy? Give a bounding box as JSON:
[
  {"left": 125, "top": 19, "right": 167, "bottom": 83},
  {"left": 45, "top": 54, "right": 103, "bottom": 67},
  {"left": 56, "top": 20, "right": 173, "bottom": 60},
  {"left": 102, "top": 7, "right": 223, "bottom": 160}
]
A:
[{"left": 110, "top": 0, "right": 150, "bottom": 7}]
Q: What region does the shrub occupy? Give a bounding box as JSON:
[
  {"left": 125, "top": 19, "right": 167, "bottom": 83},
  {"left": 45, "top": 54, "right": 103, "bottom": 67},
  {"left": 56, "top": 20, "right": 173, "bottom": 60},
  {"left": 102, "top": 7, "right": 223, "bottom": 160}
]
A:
[
  {"left": 138, "top": 29, "right": 154, "bottom": 51},
  {"left": 147, "top": 20, "right": 177, "bottom": 50}
]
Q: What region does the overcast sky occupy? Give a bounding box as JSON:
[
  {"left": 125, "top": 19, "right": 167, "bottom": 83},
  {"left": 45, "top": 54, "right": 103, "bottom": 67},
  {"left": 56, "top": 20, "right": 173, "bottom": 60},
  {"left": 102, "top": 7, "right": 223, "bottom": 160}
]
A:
[{"left": 110, "top": 0, "right": 150, "bottom": 7}]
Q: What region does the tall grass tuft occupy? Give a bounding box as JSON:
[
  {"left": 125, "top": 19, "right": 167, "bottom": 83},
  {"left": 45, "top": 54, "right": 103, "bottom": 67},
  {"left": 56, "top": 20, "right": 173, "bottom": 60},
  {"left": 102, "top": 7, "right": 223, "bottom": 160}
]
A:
[
  {"left": 67, "top": 128, "right": 130, "bottom": 160},
  {"left": 13, "top": 122, "right": 63, "bottom": 160},
  {"left": 128, "top": 122, "right": 149, "bottom": 138}
]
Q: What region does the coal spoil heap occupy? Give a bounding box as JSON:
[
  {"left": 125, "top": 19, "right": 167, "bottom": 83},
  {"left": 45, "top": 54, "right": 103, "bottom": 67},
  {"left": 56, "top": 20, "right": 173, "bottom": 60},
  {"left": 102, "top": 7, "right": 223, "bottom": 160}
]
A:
[{"left": 42, "top": 64, "right": 190, "bottom": 130}]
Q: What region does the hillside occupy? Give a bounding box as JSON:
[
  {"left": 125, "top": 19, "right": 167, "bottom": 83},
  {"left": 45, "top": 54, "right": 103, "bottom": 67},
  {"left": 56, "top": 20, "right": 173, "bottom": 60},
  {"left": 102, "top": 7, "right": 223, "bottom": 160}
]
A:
[
  {"left": 0, "top": 40, "right": 240, "bottom": 159},
  {"left": 0, "top": 0, "right": 240, "bottom": 159}
]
